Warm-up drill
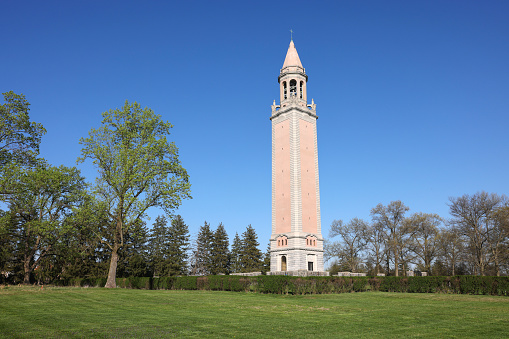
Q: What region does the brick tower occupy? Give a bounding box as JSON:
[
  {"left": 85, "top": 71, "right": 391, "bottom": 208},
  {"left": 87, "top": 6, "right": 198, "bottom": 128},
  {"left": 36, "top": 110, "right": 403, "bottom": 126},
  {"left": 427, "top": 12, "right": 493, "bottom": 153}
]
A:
[{"left": 270, "top": 39, "right": 324, "bottom": 273}]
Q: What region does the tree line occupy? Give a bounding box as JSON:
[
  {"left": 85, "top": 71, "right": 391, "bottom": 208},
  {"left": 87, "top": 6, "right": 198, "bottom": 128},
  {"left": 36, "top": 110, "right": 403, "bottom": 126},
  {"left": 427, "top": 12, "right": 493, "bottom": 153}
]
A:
[
  {"left": 0, "top": 91, "right": 268, "bottom": 286},
  {"left": 326, "top": 194, "right": 509, "bottom": 276}
]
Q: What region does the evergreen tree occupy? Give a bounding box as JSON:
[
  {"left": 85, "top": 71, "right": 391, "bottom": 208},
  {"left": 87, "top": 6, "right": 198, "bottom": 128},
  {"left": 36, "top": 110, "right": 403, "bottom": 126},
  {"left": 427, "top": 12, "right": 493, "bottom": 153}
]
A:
[
  {"left": 230, "top": 232, "right": 242, "bottom": 274},
  {"left": 210, "top": 223, "right": 229, "bottom": 275},
  {"left": 117, "top": 220, "right": 150, "bottom": 277},
  {"left": 148, "top": 216, "right": 171, "bottom": 277},
  {"left": 240, "top": 225, "right": 262, "bottom": 272},
  {"left": 191, "top": 221, "right": 213, "bottom": 275},
  {"left": 167, "top": 215, "right": 190, "bottom": 275},
  {"left": 262, "top": 242, "right": 271, "bottom": 273}
]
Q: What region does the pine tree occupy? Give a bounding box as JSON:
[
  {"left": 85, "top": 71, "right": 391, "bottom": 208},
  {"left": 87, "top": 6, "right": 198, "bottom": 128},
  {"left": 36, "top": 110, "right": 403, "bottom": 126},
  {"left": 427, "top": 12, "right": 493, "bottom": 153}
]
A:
[
  {"left": 240, "top": 225, "right": 262, "bottom": 273},
  {"left": 191, "top": 221, "right": 213, "bottom": 275},
  {"left": 262, "top": 242, "right": 271, "bottom": 273},
  {"left": 148, "top": 216, "right": 171, "bottom": 277},
  {"left": 230, "top": 232, "right": 242, "bottom": 274},
  {"left": 210, "top": 223, "right": 229, "bottom": 275},
  {"left": 167, "top": 215, "right": 190, "bottom": 275},
  {"left": 117, "top": 220, "right": 150, "bottom": 277}
]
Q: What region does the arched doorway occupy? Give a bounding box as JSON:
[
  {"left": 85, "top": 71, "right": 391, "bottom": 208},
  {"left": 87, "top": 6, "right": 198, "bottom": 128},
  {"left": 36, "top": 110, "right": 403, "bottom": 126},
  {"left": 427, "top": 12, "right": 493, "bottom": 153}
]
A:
[{"left": 281, "top": 256, "right": 287, "bottom": 271}]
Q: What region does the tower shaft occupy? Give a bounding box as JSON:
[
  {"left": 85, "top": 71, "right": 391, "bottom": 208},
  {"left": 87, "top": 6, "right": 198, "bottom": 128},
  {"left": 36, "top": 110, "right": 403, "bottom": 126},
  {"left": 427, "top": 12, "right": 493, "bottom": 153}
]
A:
[{"left": 270, "top": 40, "right": 324, "bottom": 273}]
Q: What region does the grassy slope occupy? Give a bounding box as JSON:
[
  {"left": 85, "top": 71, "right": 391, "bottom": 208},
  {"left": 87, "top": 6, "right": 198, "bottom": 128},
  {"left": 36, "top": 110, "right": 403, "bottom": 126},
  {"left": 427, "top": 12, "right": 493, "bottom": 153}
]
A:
[{"left": 1, "top": 286, "right": 508, "bottom": 338}]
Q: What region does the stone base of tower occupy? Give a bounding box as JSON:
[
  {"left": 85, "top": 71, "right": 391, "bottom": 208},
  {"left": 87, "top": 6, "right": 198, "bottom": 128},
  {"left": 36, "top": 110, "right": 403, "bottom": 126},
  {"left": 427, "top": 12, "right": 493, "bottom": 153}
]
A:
[
  {"left": 269, "top": 235, "right": 326, "bottom": 274},
  {"left": 266, "top": 270, "right": 329, "bottom": 277}
]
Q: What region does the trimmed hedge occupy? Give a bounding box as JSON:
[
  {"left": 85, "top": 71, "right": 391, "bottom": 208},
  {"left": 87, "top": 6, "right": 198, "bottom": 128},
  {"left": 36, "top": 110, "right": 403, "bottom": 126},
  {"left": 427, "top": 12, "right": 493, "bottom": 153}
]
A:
[{"left": 54, "top": 275, "right": 509, "bottom": 296}]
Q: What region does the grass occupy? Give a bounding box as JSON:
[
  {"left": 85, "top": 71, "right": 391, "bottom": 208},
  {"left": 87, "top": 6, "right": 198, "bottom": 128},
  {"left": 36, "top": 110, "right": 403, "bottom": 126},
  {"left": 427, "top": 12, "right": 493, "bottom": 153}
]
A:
[{"left": 1, "top": 286, "right": 508, "bottom": 338}]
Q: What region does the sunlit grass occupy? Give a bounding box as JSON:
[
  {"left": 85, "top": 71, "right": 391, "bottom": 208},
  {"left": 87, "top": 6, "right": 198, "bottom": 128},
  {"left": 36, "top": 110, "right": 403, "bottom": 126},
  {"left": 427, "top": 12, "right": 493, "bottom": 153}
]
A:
[{"left": 1, "top": 286, "right": 508, "bottom": 338}]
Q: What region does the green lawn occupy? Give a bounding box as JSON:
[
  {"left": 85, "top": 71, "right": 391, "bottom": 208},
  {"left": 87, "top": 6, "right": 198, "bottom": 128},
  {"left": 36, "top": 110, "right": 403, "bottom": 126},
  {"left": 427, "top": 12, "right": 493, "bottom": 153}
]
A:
[{"left": 1, "top": 286, "right": 508, "bottom": 338}]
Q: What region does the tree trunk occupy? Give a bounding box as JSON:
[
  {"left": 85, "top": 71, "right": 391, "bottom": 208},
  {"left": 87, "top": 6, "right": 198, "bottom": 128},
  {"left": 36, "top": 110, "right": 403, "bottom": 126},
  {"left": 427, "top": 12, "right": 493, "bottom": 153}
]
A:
[
  {"left": 23, "top": 259, "right": 31, "bottom": 284},
  {"left": 105, "top": 245, "right": 119, "bottom": 288}
]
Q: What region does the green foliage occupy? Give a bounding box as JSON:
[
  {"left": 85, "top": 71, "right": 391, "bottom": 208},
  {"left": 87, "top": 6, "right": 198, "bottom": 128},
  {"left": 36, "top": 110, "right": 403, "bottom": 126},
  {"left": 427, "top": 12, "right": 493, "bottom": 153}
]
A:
[
  {"left": 117, "top": 220, "right": 150, "bottom": 278},
  {"left": 230, "top": 232, "right": 242, "bottom": 273},
  {"left": 257, "top": 275, "right": 291, "bottom": 294},
  {"left": 77, "top": 100, "right": 191, "bottom": 287},
  {"left": 0, "top": 163, "right": 87, "bottom": 283},
  {"left": 0, "top": 91, "right": 46, "bottom": 170},
  {"left": 210, "top": 223, "right": 229, "bottom": 275},
  {"left": 167, "top": 215, "right": 190, "bottom": 275},
  {"left": 240, "top": 225, "right": 262, "bottom": 272},
  {"left": 191, "top": 221, "right": 213, "bottom": 275},
  {"left": 173, "top": 276, "right": 197, "bottom": 290},
  {"left": 52, "top": 275, "right": 509, "bottom": 296}
]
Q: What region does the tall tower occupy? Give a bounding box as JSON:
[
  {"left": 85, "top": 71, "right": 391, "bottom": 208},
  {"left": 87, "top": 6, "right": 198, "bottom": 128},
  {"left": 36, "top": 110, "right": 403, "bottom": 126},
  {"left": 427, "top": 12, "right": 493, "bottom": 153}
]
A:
[{"left": 270, "top": 39, "right": 324, "bottom": 273}]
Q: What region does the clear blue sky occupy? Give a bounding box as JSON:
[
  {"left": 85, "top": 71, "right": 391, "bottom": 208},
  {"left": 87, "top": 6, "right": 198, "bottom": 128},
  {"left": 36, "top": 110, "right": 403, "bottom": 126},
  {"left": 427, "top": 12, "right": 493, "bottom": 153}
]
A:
[{"left": 2, "top": 1, "right": 508, "bottom": 251}]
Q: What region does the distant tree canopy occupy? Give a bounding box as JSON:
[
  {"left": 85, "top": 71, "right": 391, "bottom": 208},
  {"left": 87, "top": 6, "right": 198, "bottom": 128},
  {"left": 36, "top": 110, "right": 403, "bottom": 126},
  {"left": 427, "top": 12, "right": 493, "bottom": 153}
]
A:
[{"left": 326, "top": 193, "right": 509, "bottom": 277}]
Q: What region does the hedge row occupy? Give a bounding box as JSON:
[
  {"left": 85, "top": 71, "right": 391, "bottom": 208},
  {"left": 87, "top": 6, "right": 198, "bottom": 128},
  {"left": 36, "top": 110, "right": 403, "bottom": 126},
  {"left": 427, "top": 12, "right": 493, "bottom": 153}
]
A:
[{"left": 57, "top": 275, "right": 509, "bottom": 296}]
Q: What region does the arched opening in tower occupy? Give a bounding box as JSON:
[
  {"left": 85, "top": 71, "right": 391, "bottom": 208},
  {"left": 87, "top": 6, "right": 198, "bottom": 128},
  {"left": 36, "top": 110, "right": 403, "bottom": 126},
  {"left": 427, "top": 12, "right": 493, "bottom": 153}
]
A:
[{"left": 290, "top": 80, "right": 297, "bottom": 96}]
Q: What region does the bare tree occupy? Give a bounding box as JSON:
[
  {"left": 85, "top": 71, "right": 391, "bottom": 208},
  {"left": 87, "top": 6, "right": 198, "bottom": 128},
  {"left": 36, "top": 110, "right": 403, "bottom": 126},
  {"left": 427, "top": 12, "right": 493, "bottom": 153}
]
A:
[
  {"left": 488, "top": 203, "right": 509, "bottom": 276},
  {"left": 438, "top": 226, "right": 464, "bottom": 276},
  {"left": 449, "top": 192, "right": 505, "bottom": 276},
  {"left": 407, "top": 213, "right": 442, "bottom": 274},
  {"left": 371, "top": 201, "right": 409, "bottom": 276},
  {"left": 364, "top": 221, "right": 386, "bottom": 275},
  {"left": 326, "top": 218, "right": 368, "bottom": 272}
]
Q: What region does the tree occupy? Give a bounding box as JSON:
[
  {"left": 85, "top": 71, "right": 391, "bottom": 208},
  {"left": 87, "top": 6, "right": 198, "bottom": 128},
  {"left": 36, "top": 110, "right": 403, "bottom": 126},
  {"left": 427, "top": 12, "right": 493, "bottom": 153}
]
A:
[
  {"left": 438, "top": 226, "right": 464, "bottom": 276},
  {"left": 406, "top": 213, "right": 442, "bottom": 274},
  {"left": 240, "top": 225, "right": 262, "bottom": 272},
  {"left": 191, "top": 221, "right": 213, "bottom": 275},
  {"left": 364, "top": 220, "right": 386, "bottom": 275},
  {"left": 262, "top": 242, "right": 271, "bottom": 274},
  {"left": 449, "top": 192, "right": 505, "bottom": 276},
  {"left": 371, "top": 201, "right": 409, "bottom": 276},
  {"left": 487, "top": 203, "right": 509, "bottom": 276},
  {"left": 117, "top": 220, "right": 150, "bottom": 278},
  {"left": 148, "top": 215, "right": 170, "bottom": 277},
  {"left": 78, "top": 101, "right": 191, "bottom": 287},
  {"left": 0, "top": 91, "right": 46, "bottom": 171},
  {"left": 1, "top": 163, "right": 87, "bottom": 283},
  {"left": 210, "top": 223, "right": 229, "bottom": 275},
  {"left": 230, "top": 232, "right": 242, "bottom": 274},
  {"left": 326, "top": 218, "right": 368, "bottom": 272},
  {"left": 167, "top": 215, "right": 190, "bottom": 275}
]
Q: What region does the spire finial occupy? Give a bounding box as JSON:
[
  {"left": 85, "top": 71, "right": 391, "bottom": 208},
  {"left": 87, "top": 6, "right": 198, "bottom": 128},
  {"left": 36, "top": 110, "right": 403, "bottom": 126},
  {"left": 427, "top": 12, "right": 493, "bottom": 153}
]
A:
[{"left": 290, "top": 29, "right": 293, "bottom": 41}]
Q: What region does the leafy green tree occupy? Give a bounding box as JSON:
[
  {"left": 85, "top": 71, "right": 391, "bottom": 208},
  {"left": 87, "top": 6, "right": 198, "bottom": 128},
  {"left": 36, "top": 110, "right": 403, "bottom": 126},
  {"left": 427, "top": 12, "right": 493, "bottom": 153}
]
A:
[
  {"left": 167, "top": 215, "right": 190, "bottom": 275},
  {"left": 0, "top": 210, "right": 19, "bottom": 283},
  {"left": 58, "top": 197, "right": 111, "bottom": 280},
  {"left": 230, "top": 232, "right": 242, "bottom": 273},
  {"left": 1, "top": 163, "right": 87, "bottom": 283},
  {"left": 210, "top": 223, "right": 229, "bottom": 275},
  {"left": 0, "top": 91, "right": 46, "bottom": 171},
  {"left": 240, "top": 225, "right": 262, "bottom": 273},
  {"left": 78, "top": 101, "right": 191, "bottom": 287},
  {"left": 190, "top": 221, "right": 213, "bottom": 275}
]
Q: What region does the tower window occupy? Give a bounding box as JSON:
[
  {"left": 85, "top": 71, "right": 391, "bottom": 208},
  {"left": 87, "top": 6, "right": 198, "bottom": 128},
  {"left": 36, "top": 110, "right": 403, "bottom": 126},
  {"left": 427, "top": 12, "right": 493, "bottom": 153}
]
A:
[
  {"left": 283, "top": 82, "right": 287, "bottom": 99},
  {"left": 300, "top": 81, "right": 303, "bottom": 99},
  {"left": 290, "top": 80, "right": 297, "bottom": 95}
]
